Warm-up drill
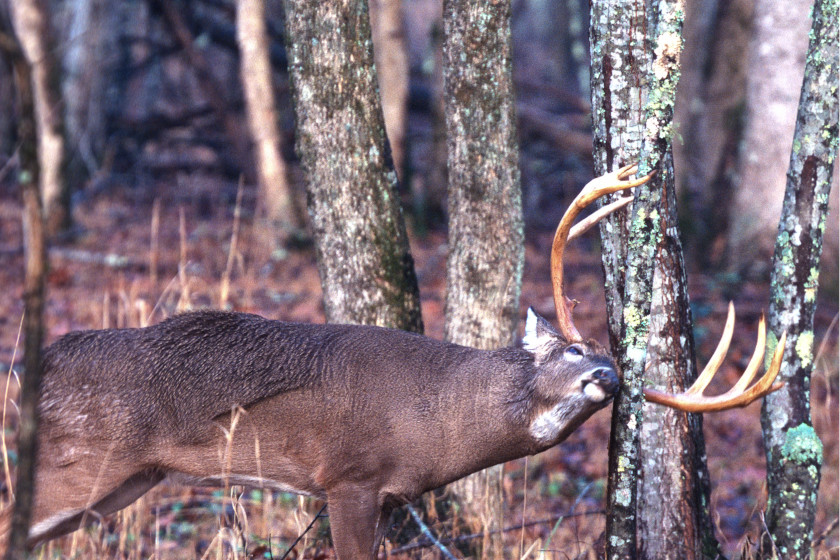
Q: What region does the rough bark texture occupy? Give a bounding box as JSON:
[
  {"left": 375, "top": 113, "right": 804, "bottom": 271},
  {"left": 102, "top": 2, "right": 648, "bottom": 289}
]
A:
[
  {"left": 591, "top": 0, "right": 718, "bottom": 557},
  {"left": 0, "top": 22, "right": 47, "bottom": 558},
  {"left": 590, "top": 0, "right": 647, "bottom": 353},
  {"left": 760, "top": 0, "right": 837, "bottom": 557},
  {"left": 369, "top": 0, "right": 409, "bottom": 179},
  {"left": 726, "top": 0, "right": 813, "bottom": 276},
  {"left": 236, "top": 0, "right": 300, "bottom": 236},
  {"left": 283, "top": 0, "right": 423, "bottom": 333},
  {"left": 10, "top": 0, "right": 70, "bottom": 237},
  {"left": 640, "top": 156, "right": 719, "bottom": 560},
  {"left": 441, "top": 0, "right": 523, "bottom": 556}
]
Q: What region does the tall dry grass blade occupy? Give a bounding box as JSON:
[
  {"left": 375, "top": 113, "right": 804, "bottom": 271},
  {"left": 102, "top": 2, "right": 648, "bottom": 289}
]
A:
[
  {"left": 1, "top": 314, "right": 24, "bottom": 503},
  {"left": 101, "top": 292, "right": 110, "bottom": 329},
  {"left": 177, "top": 207, "right": 190, "bottom": 312},
  {"left": 220, "top": 178, "right": 244, "bottom": 309},
  {"left": 150, "top": 198, "right": 161, "bottom": 288}
]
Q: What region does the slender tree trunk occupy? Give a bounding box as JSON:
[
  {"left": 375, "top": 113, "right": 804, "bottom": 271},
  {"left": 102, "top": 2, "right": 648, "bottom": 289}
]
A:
[
  {"left": 640, "top": 154, "right": 719, "bottom": 560},
  {"left": 590, "top": 2, "right": 653, "bottom": 555},
  {"left": 236, "top": 0, "right": 301, "bottom": 240},
  {"left": 369, "top": 0, "right": 409, "bottom": 179},
  {"left": 10, "top": 0, "right": 70, "bottom": 237},
  {"left": 591, "top": 0, "right": 718, "bottom": 557},
  {"left": 760, "top": 0, "right": 837, "bottom": 557},
  {"left": 0, "top": 19, "right": 47, "bottom": 559},
  {"left": 283, "top": 0, "right": 422, "bottom": 333},
  {"left": 441, "top": 0, "right": 523, "bottom": 556}
]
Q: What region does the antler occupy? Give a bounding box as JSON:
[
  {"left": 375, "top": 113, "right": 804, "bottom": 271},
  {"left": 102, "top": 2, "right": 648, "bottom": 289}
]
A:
[
  {"left": 642, "top": 302, "right": 787, "bottom": 412},
  {"left": 551, "top": 163, "right": 655, "bottom": 341}
]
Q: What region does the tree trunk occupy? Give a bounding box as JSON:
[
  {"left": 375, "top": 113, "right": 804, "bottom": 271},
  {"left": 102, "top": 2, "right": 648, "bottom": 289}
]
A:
[
  {"left": 283, "top": 0, "right": 422, "bottom": 333},
  {"left": 0, "top": 19, "right": 48, "bottom": 559},
  {"left": 726, "top": 0, "right": 813, "bottom": 277},
  {"left": 441, "top": 0, "right": 523, "bottom": 556},
  {"left": 10, "top": 0, "right": 71, "bottom": 237},
  {"left": 760, "top": 0, "right": 837, "bottom": 557},
  {"left": 639, "top": 154, "right": 720, "bottom": 560},
  {"left": 236, "top": 0, "right": 301, "bottom": 240},
  {"left": 369, "top": 0, "right": 409, "bottom": 180},
  {"left": 591, "top": 0, "right": 718, "bottom": 557}
]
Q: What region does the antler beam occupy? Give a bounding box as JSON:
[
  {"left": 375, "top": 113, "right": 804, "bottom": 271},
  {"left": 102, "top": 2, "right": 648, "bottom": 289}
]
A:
[
  {"left": 642, "top": 303, "right": 786, "bottom": 412},
  {"left": 550, "top": 163, "right": 655, "bottom": 342}
]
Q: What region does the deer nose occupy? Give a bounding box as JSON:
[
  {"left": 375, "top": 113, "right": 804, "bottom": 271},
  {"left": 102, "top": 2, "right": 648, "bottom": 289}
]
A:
[{"left": 592, "top": 367, "right": 619, "bottom": 395}]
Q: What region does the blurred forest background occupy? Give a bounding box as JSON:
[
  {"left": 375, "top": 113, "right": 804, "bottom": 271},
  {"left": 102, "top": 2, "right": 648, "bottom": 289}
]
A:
[{"left": 0, "top": 0, "right": 836, "bottom": 558}]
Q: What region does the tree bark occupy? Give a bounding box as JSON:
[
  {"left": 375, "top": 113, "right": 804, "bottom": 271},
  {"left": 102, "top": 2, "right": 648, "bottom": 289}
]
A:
[
  {"left": 283, "top": 0, "right": 422, "bottom": 333},
  {"left": 760, "top": 0, "right": 837, "bottom": 557},
  {"left": 591, "top": 0, "right": 718, "bottom": 557},
  {"left": 236, "top": 0, "right": 301, "bottom": 239},
  {"left": 369, "top": 0, "right": 409, "bottom": 179},
  {"left": 0, "top": 18, "right": 47, "bottom": 559},
  {"left": 639, "top": 155, "right": 719, "bottom": 560},
  {"left": 9, "top": 0, "right": 71, "bottom": 237},
  {"left": 441, "top": 0, "right": 523, "bottom": 556}
]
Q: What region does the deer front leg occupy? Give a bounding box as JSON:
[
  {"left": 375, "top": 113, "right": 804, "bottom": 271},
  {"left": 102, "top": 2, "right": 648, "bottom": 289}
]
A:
[{"left": 326, "top": 484, "right": 392, "bottom": 559}]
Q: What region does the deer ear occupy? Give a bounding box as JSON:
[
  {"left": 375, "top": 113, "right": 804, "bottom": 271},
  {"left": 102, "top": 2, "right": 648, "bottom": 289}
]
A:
[{"left": 523, "top": 308, "right": 560, "bottom": 358}]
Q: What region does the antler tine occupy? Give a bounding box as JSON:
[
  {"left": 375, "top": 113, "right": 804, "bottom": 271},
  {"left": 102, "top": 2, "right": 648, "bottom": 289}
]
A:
[
  {"left": 643, "top": 305, "right": 787, "bottom": 413},
  {"left": 551, "top": 163, "right": 656, "bottom": 341}
]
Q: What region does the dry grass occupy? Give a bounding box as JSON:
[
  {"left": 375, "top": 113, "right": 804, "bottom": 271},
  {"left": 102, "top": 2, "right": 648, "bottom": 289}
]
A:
[{"left": 0, "top": 187, "right": 836, "bottom": 559}]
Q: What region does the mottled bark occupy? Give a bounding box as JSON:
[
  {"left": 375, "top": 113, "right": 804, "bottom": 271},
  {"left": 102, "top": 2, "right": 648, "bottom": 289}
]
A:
[
  {"left": 10, "top": 0, "right": 70, "bottom": 236},
  {"left": 639, "top": 155, "right": 719, "bottom": 560},
  {"left": 369, "top": 0, "right": 409, "bottom": 178},
  {"left": 727, "top": 0, "right": 814, "bottom": 276},
  {"left": 283, "top": 0, "right": 422, "bottom": 333},
  {"left": 441, "top": 0, "right": 523, "bottom": 556},
  {"left": 760, "top": 0, "right": 837, "bottom": 557},
  {"left": 0, "top": 20, "right": 47, "bottom": 558},
  {"left": 591, "top": 0, "right": 718, "bottom": 557},
  {"left": 236, "top": 0, "right": 301, "bottom": 238}
]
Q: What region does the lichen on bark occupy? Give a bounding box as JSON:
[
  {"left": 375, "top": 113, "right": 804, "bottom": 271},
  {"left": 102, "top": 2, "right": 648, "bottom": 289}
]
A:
[
  {"left": 592, "top": 0, "right": 719, "bottom": 557},
  {"left": 759, "top": 0, "right": 837, "bottom": 556},
  {"left": 441, "top": 0, "right": 523, "bottom": 555},
  {"left": 283, "top": 0, "right": 423, "bottom": 333}
]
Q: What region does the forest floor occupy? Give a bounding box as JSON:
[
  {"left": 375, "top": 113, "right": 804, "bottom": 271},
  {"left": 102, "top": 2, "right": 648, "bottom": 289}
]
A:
[{"left": 0, "top": 183, "right": 836, "bottom": 559}]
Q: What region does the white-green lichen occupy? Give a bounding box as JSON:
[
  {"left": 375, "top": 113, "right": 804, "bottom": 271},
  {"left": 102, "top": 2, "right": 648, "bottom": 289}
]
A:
[
  {"left": 781, "top": 423, "right": 823, "bottom": 465},
  {"left": 795, "top": 331, "right": 815, "bottom": 368}
]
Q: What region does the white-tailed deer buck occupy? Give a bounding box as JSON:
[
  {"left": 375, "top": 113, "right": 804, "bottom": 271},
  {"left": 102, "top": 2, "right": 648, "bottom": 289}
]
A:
[{"left": 0, "top": 165, "right": 784, "bottom": 558}]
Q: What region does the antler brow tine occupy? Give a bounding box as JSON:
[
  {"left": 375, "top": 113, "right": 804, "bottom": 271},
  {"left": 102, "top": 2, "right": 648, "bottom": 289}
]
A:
[
  {"left": 551, "top": 163, "right": 655, "bottom": 341},
  {"left": 642, "top": 304, "right": 787, "bottom": 412}
]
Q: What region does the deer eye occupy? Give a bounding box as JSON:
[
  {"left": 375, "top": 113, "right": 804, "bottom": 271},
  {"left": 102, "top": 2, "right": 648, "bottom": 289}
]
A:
[{"left": 564, "top": 345, "right": 585, "bottom": 359}]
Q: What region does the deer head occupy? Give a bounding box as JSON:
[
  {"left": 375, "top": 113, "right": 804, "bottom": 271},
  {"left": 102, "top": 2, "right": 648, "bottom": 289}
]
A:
[{"left": 551, "top": 163, "right": 785, "bottom": 412}]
